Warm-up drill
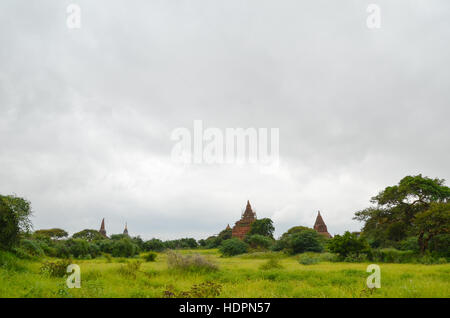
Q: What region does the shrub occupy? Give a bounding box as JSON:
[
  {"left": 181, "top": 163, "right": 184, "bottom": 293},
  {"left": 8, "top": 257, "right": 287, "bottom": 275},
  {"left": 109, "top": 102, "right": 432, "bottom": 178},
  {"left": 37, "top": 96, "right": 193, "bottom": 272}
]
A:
[
  {"left": 118, "top": 261, "right": 142, "bottom": 278},
  {"left": 245, "top": 234, "right": 273, "bottom": 250},
  {"left": 371, "top": 248, "right": 416, "bottom": 263},
  {"left": 298, "top": 253, "right": 320, "bottom": 265},
  {"left": 287, "top": 230, "right": 323, "bottom": 254},
  {"left": 142, "top": 251, "right": 157, "bottom": 262},
  {"left": 166, "top": 251, "right": 218, "bottom": 272},
  {"left": 219, "top": 238, "right": 249, "bottom": 256},
  {"left": 0, "top": 250, "right": 24, "bottom": 271},
  {"left": 343, "top": 252, "right": 369, "bottom": 263},
  {"left": 65, "top": 239, "right": 90, "bottom": 258},
  {"left": 328, "top": 231, "right": 370, "bottom": 258},
  {"left": 111, "top": 239, "right": 139, "bottom": 258},
  {"left": 164, "top": 281, "right": 222, "bottom": 298},
  {"left": 144, "top": 238, "right": 165, "bottom": 252},
  {"left": 20, "top": 239, "right": 44, "bottom": 257},
  {"left": 40, "top": 259, "right": 72, "bottom": 277},
  {"left": 260, "top": 258, "right": 283, "bottom": 270}
]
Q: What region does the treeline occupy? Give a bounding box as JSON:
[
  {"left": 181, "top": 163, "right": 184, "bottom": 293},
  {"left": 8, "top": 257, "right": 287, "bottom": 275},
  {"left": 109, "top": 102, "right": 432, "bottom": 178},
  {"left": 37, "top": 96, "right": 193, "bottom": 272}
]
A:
[{"left": 0, "top": 174, "right": 448, "bottom": 262}]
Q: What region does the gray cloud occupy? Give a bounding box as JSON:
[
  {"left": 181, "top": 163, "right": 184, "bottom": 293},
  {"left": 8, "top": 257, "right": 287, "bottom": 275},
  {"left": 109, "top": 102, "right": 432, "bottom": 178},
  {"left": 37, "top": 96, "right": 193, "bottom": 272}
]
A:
[{"left": 1, "top": 0, "right": 449, "bottom": 239}]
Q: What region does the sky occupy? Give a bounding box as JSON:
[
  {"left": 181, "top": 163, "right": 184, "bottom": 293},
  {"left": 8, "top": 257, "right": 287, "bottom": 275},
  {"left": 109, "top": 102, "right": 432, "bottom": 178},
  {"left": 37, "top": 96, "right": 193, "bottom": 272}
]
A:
[{"left": 0, "top": 0, "right": 449, "bottom": 240}]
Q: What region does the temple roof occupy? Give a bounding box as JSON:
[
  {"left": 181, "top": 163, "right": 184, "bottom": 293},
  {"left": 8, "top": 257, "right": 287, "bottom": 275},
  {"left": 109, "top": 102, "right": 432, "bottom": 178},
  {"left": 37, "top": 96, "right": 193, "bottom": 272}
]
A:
[
  {"left": 242, "top": 200, "right": 256, "bottom": 219},
  {"left": 313, "top": 211, "right": 331, "bottom": 238}
]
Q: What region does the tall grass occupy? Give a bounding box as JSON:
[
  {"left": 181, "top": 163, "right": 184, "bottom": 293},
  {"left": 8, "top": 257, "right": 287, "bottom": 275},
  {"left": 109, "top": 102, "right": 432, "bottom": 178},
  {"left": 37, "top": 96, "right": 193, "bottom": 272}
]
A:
[{"left": 0, "top": 249, "right": 448, "bottom": 298}]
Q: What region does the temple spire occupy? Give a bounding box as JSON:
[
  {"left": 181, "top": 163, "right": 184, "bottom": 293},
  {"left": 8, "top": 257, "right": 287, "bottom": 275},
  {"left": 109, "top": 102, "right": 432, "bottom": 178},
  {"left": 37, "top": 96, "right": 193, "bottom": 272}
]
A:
[
  {"left": 99, "top": 218, "right": 107, "bottom": 237},
  {"left": 313, "top": 211, "right": 331, "bottom": 238},
  {"left": 123, "top": 222, "right": 129, "bottom": 236}
]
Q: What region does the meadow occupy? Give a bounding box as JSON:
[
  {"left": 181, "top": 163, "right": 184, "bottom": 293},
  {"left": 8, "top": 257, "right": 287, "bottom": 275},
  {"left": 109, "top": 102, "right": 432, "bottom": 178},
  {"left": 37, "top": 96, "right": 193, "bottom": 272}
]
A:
[{"left": 0, "top": 249, "right": 449, "bottom": 298}]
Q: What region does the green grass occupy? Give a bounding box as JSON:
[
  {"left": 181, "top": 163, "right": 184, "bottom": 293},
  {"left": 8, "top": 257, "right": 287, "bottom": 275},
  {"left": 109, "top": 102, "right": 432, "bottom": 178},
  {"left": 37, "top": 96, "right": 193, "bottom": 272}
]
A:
[{"left": 0, "top": 249, "right": 449, "bottom": 298}]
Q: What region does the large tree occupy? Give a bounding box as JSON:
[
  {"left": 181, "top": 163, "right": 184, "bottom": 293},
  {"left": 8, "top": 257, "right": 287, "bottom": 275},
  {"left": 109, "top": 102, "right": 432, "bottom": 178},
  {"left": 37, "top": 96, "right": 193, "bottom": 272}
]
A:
[
  {"left": 248, "top": 218, "right": 275, "bottom": 238},
  {"left": 354, "top": 175, "right": 450, "bottom": 251},
  {"left": 414, "top": 202, "right": 450, "bottom": 253},
  {"left": 0, "top": 200, "right": 19, "bottom": 249},
  {"left": 0, "top": 194, "right": 33, "bottom": 233}
]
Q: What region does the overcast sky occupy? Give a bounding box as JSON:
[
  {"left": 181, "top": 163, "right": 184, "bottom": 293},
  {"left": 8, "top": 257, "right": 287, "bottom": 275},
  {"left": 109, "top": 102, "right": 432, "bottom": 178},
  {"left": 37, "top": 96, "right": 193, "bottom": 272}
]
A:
[{"left": 0, "top": 0, "right": 449, "bottom": 240}]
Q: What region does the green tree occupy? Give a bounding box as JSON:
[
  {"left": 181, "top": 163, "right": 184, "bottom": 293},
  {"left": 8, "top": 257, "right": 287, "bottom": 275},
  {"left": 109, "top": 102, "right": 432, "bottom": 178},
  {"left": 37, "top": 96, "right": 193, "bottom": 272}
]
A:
[
  {"left": 414, "top": 202, "right": 450, "bottom": 253},
  {"left": 354, "top": 175, "right": 450, "bottom": 247},
  {"left": 34, "top": 228, "right": 68, "bottom": 240},
  {"left": 0, "top": 195, "right": 33, "bottom": 233},
  {"left": 245, "top": 234, "right": 274, "bottom": 250},
  {"left": 0, "top": 201, "right": 19, "bottom": 250},
  {"left": 72, "top": 229, "right": 104, "bottom": 242},
  {"left": 248, "top": 218, "right": 275, "bottom": 238},
  {"left": 219, "top": 238, "right": 249, "bottom": 256},
  {"left": 286, "top": 230, "right": 323, "bottom": 254},
  {"left": 328, "top": 231, "right": 370, "bottom": 258}
]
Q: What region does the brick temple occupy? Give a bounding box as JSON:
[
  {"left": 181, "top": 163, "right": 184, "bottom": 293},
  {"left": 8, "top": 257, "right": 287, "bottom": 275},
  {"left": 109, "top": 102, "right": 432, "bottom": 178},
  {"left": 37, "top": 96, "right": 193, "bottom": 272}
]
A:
[
  {"left": 231, "top": 200, "right": 257, "bottom": 239},
  {"left": 313, "top": 211, "right": 332, "bottom": 238}
]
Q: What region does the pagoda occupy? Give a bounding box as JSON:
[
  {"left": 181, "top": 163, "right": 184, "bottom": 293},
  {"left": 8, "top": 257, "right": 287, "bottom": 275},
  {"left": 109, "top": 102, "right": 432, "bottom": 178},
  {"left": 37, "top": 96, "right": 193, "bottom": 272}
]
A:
[
  {"left": 231, "top": 200, "right": 257, "bottom": 240},
  {"left": 313, "top": 211, "right": 332, "bottom": 238}
]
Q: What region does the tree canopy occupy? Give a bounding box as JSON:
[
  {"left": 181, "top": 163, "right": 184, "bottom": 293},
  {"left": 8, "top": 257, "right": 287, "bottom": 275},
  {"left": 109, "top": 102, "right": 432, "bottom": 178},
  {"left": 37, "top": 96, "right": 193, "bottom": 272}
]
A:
[
  {"left": 353, "top": 174, "right": 450, "bottom": 252},
  {"left": 248, "top": 218, "right": 275, "bottom": 238}
]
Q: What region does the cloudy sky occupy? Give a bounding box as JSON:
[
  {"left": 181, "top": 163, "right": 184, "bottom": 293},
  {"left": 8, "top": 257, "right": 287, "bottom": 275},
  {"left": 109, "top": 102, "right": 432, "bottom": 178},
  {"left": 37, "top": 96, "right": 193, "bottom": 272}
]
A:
[{"left": 1, "top": 0, "right": 449, "bottom": 239}]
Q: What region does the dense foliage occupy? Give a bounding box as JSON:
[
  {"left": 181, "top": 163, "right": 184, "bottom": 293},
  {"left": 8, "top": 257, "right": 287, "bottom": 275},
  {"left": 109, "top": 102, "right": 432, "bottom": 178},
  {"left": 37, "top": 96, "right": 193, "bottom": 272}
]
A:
[
  {"left": 354, "top": 175, "right": 449, "bottom": 254},
  {"left": 219, "top": 238, "right": 249, "bottom": 256}
]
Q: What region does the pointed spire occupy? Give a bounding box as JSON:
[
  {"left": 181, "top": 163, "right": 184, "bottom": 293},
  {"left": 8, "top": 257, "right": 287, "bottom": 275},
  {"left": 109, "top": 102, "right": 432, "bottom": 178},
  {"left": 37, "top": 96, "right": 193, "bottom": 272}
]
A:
[
  {"left": 123, "top": 222, "right": 129, "bottom": 236},
  {"left": 99, "top": 218, "right": 107, "bottom": 237},
  {"left": 313, "top": 211, "right": 331, "bottom": 238},
  {"left": 242, "top": 200, "right": 256, "bottom": 220}
]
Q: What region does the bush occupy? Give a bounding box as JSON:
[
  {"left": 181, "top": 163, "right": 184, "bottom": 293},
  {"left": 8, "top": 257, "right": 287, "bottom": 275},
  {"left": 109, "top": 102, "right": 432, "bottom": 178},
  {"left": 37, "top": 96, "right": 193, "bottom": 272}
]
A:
[
  {"left": 20, "top": 239, "right": 44, "bottom": 257},
  {"left": 298, "top": 253, "right": 320, "bottom": 265},
  {"left": 144, "top": 238, "right": 165, "bottom": 252},
  {"left": 219, "top": 238, "right": 249, "bottom": 256},
  {"left": 65, "top": 239, "right": 90, "bottom": 258},
  {"left": 40, "top": 259, "right": 72, "bottom": 277},
  {"left": 245, "top": 234, "right": 274, "bottom": 250},
  {"left": 111, "top": 239, "right": 139, "bottom": 258},
  {"left": 343, "top": 252, "right": 369, "bottom": 263},
  {"left": 164, "top": 281, "right": 222, "bottom": 298},
  {"left": 371, "top": 248, "right": 416, "bottom": 263},
  {"left": 0, "top": 250, "right": 24, "bottom": 271},
  {"left": 142, "top": 251, "right": 157, "bottom": 262},
  {"left": 118, "top": 261, "right": 142, "bottom": 278},
  {"left": 166, "top": 251, "right": 218, "bottom": 272},
  {"left": 328, "top": 231, "right": 370, "bottom": 258},
  {"left": 260, "top": 258, "right": 283, "bottom": 270},
  {"left": 287, "top": 230, "right": 323, "bottom": 254}
]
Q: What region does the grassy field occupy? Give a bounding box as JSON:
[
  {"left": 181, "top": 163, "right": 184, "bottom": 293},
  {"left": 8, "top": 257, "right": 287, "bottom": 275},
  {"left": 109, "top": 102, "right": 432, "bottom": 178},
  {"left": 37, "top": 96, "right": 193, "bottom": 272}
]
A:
[{"left": 1, "top": 249, "right": 449, "bottom": 298}]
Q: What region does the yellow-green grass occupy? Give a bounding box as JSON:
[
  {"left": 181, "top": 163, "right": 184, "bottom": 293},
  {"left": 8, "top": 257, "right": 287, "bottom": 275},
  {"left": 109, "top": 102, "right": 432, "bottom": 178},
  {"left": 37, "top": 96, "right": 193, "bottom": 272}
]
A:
[{"left": 0, "top": 249, "right": 449, "bottom": 298}]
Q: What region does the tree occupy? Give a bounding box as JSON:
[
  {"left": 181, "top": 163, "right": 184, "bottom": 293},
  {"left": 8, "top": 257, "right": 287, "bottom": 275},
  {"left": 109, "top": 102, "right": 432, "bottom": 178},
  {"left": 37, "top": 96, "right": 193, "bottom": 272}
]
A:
[
  {"left": 354, "top": 175, "right": 450, "bottom": 248},
  {"left": 34, "top": 228, "right": 68, "bottom": 240},
  {"left": 0, "top": 195, "right": 33, "bottom": 233},
  {"left": 245, "top": 234, "right": 274, "bottom": 250},
  {"left": 219, "top": 238, "right": 249, "bottom": 256},
  {"left": 72, "top": 229, "right": 104, "bottom": 242},
  {"left": 144, "top": 238, "right": 165, "bottom": 252},
  {"left": 248, "top": 218, "right": 275, "bottom": 238},
  {"left": 414, "top": 202, "right": 450, "bottom": 253},
  {"left": 328, "top": 231, "right": 370, "bottom": 258},
  {"left": 0, "top": 200, "right": 19, "bottom": 250},
  {"left": 286, "top": 230, "right": 323, "bottom": 254}
]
